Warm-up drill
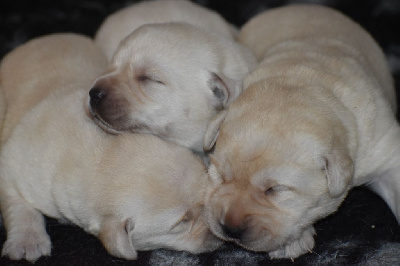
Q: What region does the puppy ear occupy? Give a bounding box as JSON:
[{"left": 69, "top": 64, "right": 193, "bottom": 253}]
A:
[
  {"left": 98, "top": 218, "right": 137, "bottom": 260},
  {"left": 209, "top": 73, "right": 241, "bottom": 107},
  {"left": 204, "top": 110, "right": 227, "bottom": 152},
  {"left": 322, "top": 147, "right": 354, "bottom": 198}
]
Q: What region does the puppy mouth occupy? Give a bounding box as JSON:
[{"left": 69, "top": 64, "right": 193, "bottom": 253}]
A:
[
  {"left": 90, "top": 108, "right": 154, "bottom": 136},
  {"left": 89, "top": 108, "right": 124, "bottom": 135},
  {"left": 208, "top": 221, "right": 244, "bottom": 245},
  {"left": 209, "top": 216, "right": 274, "bottom": 251},
  {"left": 215, "top": 228, "right": 272, "bottom": 252},
  {"left": 212, "top": 230, "right": 255, "bottom": 251}
]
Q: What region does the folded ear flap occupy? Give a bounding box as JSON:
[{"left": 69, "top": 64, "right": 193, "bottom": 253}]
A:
[
  {"left": 203, "top": 110, "right": 227, "bottom": 152},
  {"left": 209, "top": 73, "right": 242, "bottom": 108},
  {"left": 98, "top": 218, "right": 137, "bottom": 260},
  {"left": 322, "top": 147, "right": 354, "bottom": 198}
]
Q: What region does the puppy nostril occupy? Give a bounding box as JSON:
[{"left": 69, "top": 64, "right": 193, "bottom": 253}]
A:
[
  {"left": 89, "top": 88, "right": 107, "bottom": 106},
  {"left": 221, "top": 223, "right": 244, "bottom": 240}
]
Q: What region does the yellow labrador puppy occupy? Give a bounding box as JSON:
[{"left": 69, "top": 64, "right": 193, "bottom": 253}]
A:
[
  {"left": 95, "top": 0, "right": 237, "bottom": 59},
  {"left": 0, "top": 87, "right": 5, "bottom": 143},
  {"left": 89, "top": 22, "right": 257, "bottom": 153},
  {"left": 0, "top": 34, "right": 221, "bottom": 262},
  {"left": 203, "top": 5, "right": 399, "bottom": 259}
]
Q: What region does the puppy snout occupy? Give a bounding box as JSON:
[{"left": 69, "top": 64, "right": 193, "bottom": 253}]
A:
[
  {"left": 219, "top": 202, "right": 249, "bottom": 241},
  {"left": 221, "top": 223, "right": 245, "bottom": 240},
  {"left": 89, "top": 87, "right": 107, "bottom": 107}
]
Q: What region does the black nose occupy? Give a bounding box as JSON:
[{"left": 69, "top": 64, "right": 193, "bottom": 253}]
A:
[
  {"left": 221, "top": 224, "right": 244, "bottom": 240},
  {"left": 89, "top": 88, "right": 107, "bottom": 107}
]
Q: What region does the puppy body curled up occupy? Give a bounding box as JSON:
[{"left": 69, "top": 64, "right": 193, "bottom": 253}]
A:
[
  {"left": 203, "top": 5, "right": 399, "bottom": 259},
  {"left": 0, "top": 34, "right": 221, "bottom": 262},
  {"left": 94, "top": 0, "right": 238, "bottom": 60}
]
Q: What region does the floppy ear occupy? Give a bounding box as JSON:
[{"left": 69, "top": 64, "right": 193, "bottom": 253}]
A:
[
  {"left": 322, "top": 147, "right": 354, "bottom": 198},
  {"left": 204, "top": 110, "right": 227, "bottom": 152},
  {"left": 209, "top": 73, "right": 242, "bottom": 107},
  {"left": 98, "top": 218, "right": 137, "bottom": 260}
]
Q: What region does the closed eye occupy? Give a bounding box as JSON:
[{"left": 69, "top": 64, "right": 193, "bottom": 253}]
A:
[
  {"left": 137, "top": 75, "right": 164, "bottom": 85},
  {"left": 265, "top": 185, "right": 290, "bottom": 196}
]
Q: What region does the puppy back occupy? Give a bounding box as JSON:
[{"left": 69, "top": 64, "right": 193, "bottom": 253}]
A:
[
  {"left": 239, "top": 5, "right": 394, "bottom": 108},
  {"left": 0, "top": 33, "right": 108, "bottom": 142},
  {"left": 95, "top": 0, "right": 237, "bottom": 59}
]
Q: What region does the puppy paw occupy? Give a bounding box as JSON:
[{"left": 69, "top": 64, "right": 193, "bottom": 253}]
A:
[
  {"left": 269, "top": 227, "right": 315, "bottom": 260},
  {"left": 2, "top": 229, "right": 51, "bottom": 262}
]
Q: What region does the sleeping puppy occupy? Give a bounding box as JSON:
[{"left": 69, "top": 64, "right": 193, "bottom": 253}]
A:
[
  {"left": 89, "top": 22, "right": 257, "bottom": 153},
  {"left": 203, "top": 5, "right": 400, "bottom": 259},
  {"left": 95, "top": 0, "right": 237, "bottom": 60},
  {"left": 0, "top": 33, "right": 221, "bottom": 262}
]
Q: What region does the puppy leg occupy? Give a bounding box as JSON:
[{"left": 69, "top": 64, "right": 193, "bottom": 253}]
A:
[
  {"left": 1, "top": 194, "right": 51, "bottom": 262},
  {"left": 268, "top": 226, "right": 315, "bottom": 260}
]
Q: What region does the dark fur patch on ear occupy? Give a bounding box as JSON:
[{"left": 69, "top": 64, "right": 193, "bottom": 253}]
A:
[
  {"left": 205, "top": 143, "right": 216, "bottom": 154},
  {"left": 209, "top": 73, "right": 228, "bottom": 110},
  {"left": 212, "top": 83, "right": 225, "bottom": 102}
]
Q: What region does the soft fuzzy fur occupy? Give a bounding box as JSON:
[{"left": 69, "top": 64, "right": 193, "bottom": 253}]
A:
[
  {"left": 94, "top": 0, "right": 238, "bottom": 60},
  {"left": 89, "top": 1, "right": 257, "bottom": 154},
  {"left": 1, "top": 0, "right": 400, "bottom": 265},
  {"left": 203, "top": 4, "right": 400, "bottom": 259},
  {"left": 0, "top": 33, "right": 220, "bottom": 262}
]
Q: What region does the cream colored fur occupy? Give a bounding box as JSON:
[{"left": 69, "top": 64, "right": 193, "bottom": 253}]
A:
[
  {"left": 203, "top": 5, "right": 400, "bottom": 259},
  {"left": 0, "top": 87, "right": 5, "bottom": 146},
  {"left": 94, "top": 0, "right": 238, "bottom": 60},
  {"left": 0, "top": 33, "right": 221, "bottom": 262},
  {"left": 89, "top": 22, "right": 257, "bottom": 153}
]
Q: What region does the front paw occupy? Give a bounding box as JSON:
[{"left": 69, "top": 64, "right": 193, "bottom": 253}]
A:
[
  {"left": 2, "top": 229, "right": 51, "bottom": 262},
  {"left": 269, "top": 227, "right": 315, "bottom": 260}
]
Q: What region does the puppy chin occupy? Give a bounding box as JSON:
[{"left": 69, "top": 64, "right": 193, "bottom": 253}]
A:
[
  {"left": 210, "top": 223, "right": 286, "bottom": 254},
  {"left": 210, "top": 222, "right": 262, "bottom": 246},
  {"left": 211, "top": 227, "right": 278, "bottom": 255},
  {"left": 203, "top": 234, "right": 224, "bottom": 252},
  {"left": 236, "top": 236, "right": 277, "bottom": 252}
]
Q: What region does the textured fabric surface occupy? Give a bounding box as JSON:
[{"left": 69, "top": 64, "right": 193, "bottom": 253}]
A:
[{"left": 1, "top": 0, "right": 400, "bottom": 265}]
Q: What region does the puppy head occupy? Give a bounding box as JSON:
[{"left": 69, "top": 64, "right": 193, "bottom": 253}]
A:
[
  {"left": 88, "top": 22, "right": 256, "bottom": 152},
  {"left": 203, "top": 82, "right": 354, "bottom": 258},
  {"left": 97, "top": 135, "right": 222, "bottom": 259}
]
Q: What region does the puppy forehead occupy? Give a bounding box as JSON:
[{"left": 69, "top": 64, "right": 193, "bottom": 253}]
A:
[
  {"left": 210, "top": 129, "right": 325, "bottom": 189},
  {"left": 112, "top": 46, "right": 203, "bottom": 85},
  {"left": 115, "top": 24, "right": 220, "bottom": 68},
  {"left": 216, "top": 105, "right": 329, "bottom": 164},
  {"left": 251, "top": 164, "right": 322, "bottom": 188}
]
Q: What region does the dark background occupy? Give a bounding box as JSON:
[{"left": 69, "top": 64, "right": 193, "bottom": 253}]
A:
[{"left": 1, "top": 0, "right": 400, "bottom": 265}]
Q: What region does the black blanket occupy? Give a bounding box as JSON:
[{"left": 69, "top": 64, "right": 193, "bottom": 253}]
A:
[{"left": 1, "top": 0, "right": 399, "bottom": 265}]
